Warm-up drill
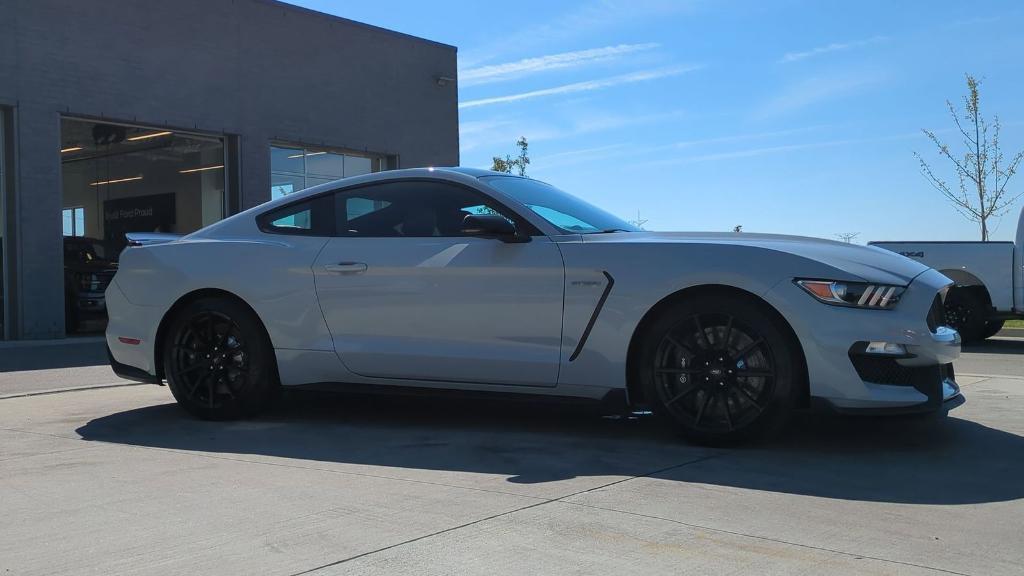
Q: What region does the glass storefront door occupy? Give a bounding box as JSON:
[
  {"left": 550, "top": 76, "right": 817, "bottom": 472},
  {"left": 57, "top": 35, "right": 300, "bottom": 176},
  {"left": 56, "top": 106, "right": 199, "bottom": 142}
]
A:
[
  {"left": 0, "top": 110, "right": 6, "bottom": 339},
  {"left": 60, "top": 118, "right": 226, "bottom": 334}
]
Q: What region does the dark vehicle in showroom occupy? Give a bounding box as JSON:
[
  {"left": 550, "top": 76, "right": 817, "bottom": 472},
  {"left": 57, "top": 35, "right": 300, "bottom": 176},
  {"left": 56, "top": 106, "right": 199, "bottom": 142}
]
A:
[{"left": 64, "top": 236, "right": 117, "bottom": 333}]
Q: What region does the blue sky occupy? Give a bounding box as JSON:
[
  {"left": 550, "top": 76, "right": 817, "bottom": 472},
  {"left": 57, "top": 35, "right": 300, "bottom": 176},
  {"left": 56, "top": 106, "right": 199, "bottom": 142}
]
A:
[{"left": 286, "top": 0, "right": 1024, "bottom": 241}]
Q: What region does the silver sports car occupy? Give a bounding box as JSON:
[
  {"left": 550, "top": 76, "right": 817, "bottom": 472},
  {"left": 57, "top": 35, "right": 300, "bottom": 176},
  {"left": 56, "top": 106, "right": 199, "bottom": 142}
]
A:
[{"left": 107, "top": 167, "right": 962, "bottom": 442}]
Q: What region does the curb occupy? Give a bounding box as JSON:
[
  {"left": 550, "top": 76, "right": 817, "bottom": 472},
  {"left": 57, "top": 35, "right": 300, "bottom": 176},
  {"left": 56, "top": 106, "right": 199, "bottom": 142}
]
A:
[
  {"left": 997, "top": 327, "right": 1024, "bottom": 338},
  {"left": 0, "top": 336, "right": 106, "bottom": 349}
]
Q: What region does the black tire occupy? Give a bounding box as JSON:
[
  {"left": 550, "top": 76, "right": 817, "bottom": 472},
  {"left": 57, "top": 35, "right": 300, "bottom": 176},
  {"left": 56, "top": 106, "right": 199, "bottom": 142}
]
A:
[
  {"left": 944, "top": 288, "right": 987, "bottom": 343},
  {"left": 981, "top": 319, "right": 1005, "bottom": 340},
  {"left": 163, "top": 297, "right": 277, "bottom": 420},
  {"left": 636, "top": 294, "right": 799, "bottom": 444}
]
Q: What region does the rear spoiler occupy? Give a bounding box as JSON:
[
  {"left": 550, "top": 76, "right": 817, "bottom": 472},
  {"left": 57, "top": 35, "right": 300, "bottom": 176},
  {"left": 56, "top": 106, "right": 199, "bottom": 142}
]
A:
[{"left": 125, "top": 232, "right": 183, "bottom": 247}]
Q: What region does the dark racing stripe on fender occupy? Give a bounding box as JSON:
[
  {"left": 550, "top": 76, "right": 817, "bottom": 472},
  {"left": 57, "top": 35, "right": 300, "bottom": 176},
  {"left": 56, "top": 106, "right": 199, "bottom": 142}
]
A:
[{"left": 569, "top": 271, "right": 615, "bottom": 362}]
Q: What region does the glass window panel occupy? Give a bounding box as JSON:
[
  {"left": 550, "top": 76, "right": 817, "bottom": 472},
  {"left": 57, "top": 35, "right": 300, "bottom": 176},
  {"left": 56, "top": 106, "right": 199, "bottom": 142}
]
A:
[
  {"left": 270, "top": 146, "right": 304, "bottom": 174},
  {"left": 482, "top": 176, "right": 637, "bottom": 234},
  {"left": 305, "top": 176, "right": 335, "bottom": 188},
  {"left": 74, "top": 207, "right": 85, "bottom": 237},
  {"left": 271, "top": 144, "right": 383, "bottom": 206},
  {"left": 344, "top": 155, "right": 372, "bottom": 177},
  {"left": 271, "top": 173, "right": 304, "bottom": 199},
  {"left": 269, "top": 202, "right": 313, "bottom": 230},
  {"left": 346, "top": 197, "right": 390, "bottom": 220},
  {"left": 335, "top": 182, "right": 509, "bottom": 238},
  {"left": 305, "top": 151, "right": 343, "bottom": 178},
  {"left": 63, "top": 209, "right": 74, "bottom": 236}
]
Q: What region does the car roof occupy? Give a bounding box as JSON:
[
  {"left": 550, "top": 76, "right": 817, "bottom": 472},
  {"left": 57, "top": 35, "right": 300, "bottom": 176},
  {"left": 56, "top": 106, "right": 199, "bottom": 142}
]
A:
[
  {"left": 245, "top": 167, "right": 513, "bottom": 213},
  {"left": 439, "top": 166, "right": 501, "bottom": 178}
]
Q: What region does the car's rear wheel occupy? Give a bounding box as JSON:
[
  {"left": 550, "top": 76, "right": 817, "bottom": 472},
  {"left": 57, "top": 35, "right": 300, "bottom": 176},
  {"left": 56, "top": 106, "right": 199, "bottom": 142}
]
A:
[
  {"left": 981, "top": 319, "right": 1005, "bottom": 340},
  {"left": 163, "top": 297, "right": 277, "bottom": 420},
  {"left": 944, "top": 288, "right": 987, "bottom": 343},
  {"left": 638, "top": 294, "right": 798, "bottom": 444}
]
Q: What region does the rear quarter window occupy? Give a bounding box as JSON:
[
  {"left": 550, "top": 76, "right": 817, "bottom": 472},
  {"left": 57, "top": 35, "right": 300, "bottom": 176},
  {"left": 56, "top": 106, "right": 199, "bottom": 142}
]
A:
[{"left": 257, "top": 195, "right": 334, "bottom": 236}]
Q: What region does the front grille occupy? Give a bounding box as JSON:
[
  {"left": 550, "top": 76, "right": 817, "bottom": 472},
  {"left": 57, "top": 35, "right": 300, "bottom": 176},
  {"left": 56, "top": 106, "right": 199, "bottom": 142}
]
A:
[
  {"left": 849, "top": 354, "right": 954, "bottom": 388},
  {"left": 850, "top": 356, "right": 917, "bottom": 385},
  {"left": 94, "top": 271, "right": 115, "bottom": 292},
  {"left": 926, "top": 294, "right": 946, "bottom": 332}
]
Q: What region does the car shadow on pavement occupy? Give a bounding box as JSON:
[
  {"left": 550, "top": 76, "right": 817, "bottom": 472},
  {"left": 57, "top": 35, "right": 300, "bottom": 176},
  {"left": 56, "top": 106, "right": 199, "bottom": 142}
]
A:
[
  {"left": 963, "top": 337, "right": 1024, "bottom": 355},
  {"left": 75, "top": 391, "right": 1024, "bottom": 505}
]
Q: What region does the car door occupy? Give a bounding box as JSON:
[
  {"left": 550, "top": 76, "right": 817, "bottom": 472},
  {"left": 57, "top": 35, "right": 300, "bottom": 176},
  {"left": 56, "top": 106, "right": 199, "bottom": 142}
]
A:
[{"left": 312, "top": 179, "right": 565, "bottom": 387}]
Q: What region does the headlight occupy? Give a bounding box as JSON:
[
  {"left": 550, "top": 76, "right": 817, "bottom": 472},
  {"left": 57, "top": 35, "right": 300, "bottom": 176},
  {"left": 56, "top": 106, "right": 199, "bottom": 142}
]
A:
[{"left": 795, "top": 279, "right": 905, "bottom": 309}]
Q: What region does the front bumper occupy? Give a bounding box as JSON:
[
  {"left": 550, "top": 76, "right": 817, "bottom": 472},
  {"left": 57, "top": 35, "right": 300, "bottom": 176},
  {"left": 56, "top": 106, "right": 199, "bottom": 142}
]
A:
[
  {"left": 836, "top": 354, "right": 963, "bottom": 414},
  {"left": 769, "top": 268, "right": 963, "bottom": 414}
]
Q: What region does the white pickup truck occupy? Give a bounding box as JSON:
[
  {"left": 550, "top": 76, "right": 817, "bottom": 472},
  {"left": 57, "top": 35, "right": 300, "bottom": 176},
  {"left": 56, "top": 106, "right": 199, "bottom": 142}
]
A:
[{"left": 871, "top": 207, "right": 1024, "bottom": 342}]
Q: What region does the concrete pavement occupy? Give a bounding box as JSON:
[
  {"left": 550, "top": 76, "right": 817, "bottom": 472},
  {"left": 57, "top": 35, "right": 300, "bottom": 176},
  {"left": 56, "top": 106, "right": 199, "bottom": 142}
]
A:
[
  {"left": 0, "top": 336, "right": 136, "bottom": 398},
  {"left": 1, "top": 369, "right": 1022, "bottom": 575},
  {"left": 957, "top": 337, "right": 1024, "bottom": 378}
]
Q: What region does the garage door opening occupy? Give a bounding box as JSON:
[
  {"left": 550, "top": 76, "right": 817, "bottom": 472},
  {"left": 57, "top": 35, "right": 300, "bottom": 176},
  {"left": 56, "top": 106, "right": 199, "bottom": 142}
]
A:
[{"left": 60, "top": 118, "right": 226, "bottom": 334}]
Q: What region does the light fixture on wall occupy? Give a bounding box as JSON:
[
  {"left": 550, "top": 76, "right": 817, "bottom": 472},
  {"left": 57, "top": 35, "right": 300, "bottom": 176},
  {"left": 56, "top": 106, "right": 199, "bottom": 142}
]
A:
[
  {"left": 179, "top": 165, "right": 224, "bottom": 174},
  {"left": 435, "top": 75, "right": 455, "bottom": 87},
  {"left": 89, "top": 176, "right": 143, "bottom": 186},
  {"left": 126, "top": 131, "right": 173, "bottom": 142},
  {"left": 60, "top": 146, "right": 83, "bottom": 153}
]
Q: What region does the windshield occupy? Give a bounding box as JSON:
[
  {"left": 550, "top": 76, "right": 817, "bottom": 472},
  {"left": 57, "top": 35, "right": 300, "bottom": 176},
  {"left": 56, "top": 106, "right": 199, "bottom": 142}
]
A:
[
  {"left": 481, "top": 176, "right": 639, "bottom": 234},
  {"left": 63, "top": 239, "right": 113, "bottom": 263}
]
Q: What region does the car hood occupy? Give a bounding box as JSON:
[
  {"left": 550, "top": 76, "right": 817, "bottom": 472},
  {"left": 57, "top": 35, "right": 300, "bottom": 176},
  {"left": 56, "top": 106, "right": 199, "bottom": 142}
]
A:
[
  {"left": 65, "top": 260, "right": 118, "bottom": 274},
  {"left": 586, "top": 232, "right": 930, "bottom": 286}
]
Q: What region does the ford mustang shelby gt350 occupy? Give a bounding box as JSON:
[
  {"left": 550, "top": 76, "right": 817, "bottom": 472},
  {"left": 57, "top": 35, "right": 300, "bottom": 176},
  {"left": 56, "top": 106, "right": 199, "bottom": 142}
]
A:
[{"left": 106, "top": 167, "right": 962, "bottom": 442}]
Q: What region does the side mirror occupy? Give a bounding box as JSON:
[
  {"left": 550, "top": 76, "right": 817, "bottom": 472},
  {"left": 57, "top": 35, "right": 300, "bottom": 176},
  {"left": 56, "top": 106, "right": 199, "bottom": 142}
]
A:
[{"left": 461, "top": 214, "right": 528, "bottom": 242}]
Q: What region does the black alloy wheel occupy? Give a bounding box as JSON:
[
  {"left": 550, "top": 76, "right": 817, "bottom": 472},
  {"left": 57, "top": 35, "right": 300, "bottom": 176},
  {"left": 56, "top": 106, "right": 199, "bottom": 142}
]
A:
[
  {"left": 639, "top": 295, "right": 797, "bottom": 443},
  {"left": 164, "top": 297, "right": 276, "bottom": 419}
]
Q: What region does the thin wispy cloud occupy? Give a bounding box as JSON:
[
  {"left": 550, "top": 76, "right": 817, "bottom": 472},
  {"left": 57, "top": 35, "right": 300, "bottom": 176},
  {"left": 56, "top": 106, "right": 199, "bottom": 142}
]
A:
[
  {"left": 460, "top": 44, "right": 659, "bottom": 87},
  {"left": 779, "top": 36, "right": 886, "bottom": 63},
  {"left": 667, "top": 125, "right": 832, "bottom": 149},
  {"left": 527, "top": 126, "right": 831, "bottom": 172},
  {"left": 460, "top": 0, "right": 695, "bottom": 67},
  {"left": 642, "top": 131, "right": 922, "bottom": 167},
  {"left": 531, "top": 144, "right": 634, "bottom": 173},
  {"left": 757, "top": 72, "right": 881, "bottom": 117},
  {"left": 459, "top": 65, "right": 701, "bottom": 109}
]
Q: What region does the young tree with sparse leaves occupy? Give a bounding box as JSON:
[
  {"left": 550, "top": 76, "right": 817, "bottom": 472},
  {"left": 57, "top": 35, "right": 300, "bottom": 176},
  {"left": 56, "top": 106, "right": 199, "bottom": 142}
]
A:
[
  {"left": 915, "top": 74, "right": 1024, "bottom": 241},
  {"left": 491, "top": 137, "right": 530, "bottom": 177}
]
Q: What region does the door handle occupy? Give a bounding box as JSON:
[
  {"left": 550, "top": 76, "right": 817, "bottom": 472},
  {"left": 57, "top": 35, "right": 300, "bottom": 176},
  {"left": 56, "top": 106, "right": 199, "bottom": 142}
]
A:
[{"left": 323, "top": 262, "right": 368, "bottom": 274}]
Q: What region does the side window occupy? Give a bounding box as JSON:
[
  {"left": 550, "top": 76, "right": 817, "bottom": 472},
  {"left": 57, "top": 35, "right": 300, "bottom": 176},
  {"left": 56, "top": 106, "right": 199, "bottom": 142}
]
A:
[
  {"left": 334, "top": 181, "right": 532, "bottom": 238},
  {"left": 259, "top": 196, "right": 332, "bottom": 235}
]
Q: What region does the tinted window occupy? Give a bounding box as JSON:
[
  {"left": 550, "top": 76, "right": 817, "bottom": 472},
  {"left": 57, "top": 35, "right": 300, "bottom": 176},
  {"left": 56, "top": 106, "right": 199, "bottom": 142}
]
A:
[
  {"left": 260, "top": 196, "right": 332, "bottom": 236},
  {"left": 481, "top": 176, "right": 638, "bottom": 234},
  {"left": 333, "top": 181, "right": 530, "bottom": 238}
]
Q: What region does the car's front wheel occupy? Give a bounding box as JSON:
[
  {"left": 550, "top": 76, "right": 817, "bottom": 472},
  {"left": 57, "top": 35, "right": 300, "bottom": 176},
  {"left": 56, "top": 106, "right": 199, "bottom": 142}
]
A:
[
  {"left": 638, "top": 294, "right": 799, "bottom": 444},
  {"left": 163, "top": 297, "right": 277, "bottom": 420}
]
